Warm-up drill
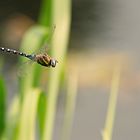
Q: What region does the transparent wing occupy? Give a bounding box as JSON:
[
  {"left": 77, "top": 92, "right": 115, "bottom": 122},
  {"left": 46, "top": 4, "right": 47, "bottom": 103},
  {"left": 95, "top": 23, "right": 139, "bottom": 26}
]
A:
[
  {"left": 36, "top": 25, "right": 56, "bottom": 54},
  {"left": 45, "top": 25, "right": 56, "bottom": 43},
  {"left": 17, "top": 59, "right": 35, "bottom": 77},
  {"left": 25, "top": 25, "right": 56, "bottom": 63}
]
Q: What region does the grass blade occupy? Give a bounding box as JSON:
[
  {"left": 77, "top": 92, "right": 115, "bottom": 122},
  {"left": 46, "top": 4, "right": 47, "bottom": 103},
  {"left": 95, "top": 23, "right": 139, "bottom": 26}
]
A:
[
  {"left": 16, "top": 89, "right": 41, "bottom": 140},
  {"left": 61, "top": 70, "right": 78, "bottom": 140},
  {"left": 102, "top": 59, "right": 122, "bottom": 140},
  {"left": 37, "top": 92, "right": 47, "bottom": 139},
  {"left": 1, "top": 95, "right": 20, "bottom": 140},
  {"left": 0, "top": 76, "right": 6, "bottom": 138},
  {"left": 40, "top": 0, "right": 72, "bottom": 139}
]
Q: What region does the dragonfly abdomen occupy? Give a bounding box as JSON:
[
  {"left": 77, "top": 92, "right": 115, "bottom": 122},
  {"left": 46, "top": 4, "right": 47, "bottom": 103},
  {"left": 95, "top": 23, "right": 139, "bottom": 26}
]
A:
[
  {"left": 0, "top": 47, "right": 26, "bottom": 56},
  {"left": 0, "top": 47, "right": 36, "bottom": 60}
]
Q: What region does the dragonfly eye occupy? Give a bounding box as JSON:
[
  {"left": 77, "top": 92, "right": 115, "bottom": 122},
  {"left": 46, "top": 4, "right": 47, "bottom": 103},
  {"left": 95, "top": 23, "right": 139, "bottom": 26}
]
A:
[{"left": 50, "top": 59, "right": 57, "bottom": 67}]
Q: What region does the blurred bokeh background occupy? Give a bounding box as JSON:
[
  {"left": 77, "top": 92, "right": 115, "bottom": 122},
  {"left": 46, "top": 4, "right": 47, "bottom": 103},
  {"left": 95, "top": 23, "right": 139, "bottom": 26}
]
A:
[{"left": 0, "top": 0, "right": 140, "bottom": 140}]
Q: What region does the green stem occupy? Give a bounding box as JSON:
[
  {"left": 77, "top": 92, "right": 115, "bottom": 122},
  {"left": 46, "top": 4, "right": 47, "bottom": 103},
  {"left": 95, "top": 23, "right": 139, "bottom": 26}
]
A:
[
  {"left": 40, "top": 0, "right": 72, "bottom": 139},
  {"left": 102, "top": 60, "right": 121, "bottom": 140}
]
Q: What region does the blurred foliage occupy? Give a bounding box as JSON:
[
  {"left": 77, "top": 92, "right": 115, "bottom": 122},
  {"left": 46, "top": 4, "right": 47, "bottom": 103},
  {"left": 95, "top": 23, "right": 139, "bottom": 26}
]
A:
[
  {"left": 102, "top": 60, "right": 121, "bottom": 140},
  {"left": 0, "top": 0, "right": 122, "bottom": 140},
  {"left": 0, "top": 76, "right": 6, "bottom": 138},
  {"left": 0, "top": 0, "right": 72, "bottom": 140}
]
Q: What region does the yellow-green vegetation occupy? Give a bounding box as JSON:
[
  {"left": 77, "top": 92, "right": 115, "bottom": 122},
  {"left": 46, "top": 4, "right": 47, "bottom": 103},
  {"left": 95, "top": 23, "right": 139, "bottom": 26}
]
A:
[
  {"left": 0, "top": 0, "right": 122, "bottom": 140},
  {"left": 0, "top": 76, "right": 6, "bottom": 138},
  {"left": 0, "top": 0, "right": 72, "bottom": 140},
  {"left": 102, "top": 59, "right": 122, "bottom": 140}
]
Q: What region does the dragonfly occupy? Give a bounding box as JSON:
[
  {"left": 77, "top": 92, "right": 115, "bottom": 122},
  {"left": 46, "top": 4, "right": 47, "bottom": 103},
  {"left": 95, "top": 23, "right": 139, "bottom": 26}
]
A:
[{"left": 0, "top": 47, "right": 58, "bottom": 67}]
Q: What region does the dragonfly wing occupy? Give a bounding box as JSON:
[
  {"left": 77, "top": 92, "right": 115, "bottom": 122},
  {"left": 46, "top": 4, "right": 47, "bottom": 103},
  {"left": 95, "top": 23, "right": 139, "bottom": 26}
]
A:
[
  {"left": 17, "top": 60, "right": 35, "bottom": 77},
  {"left": 37, "top": 25, "right": 56, "bottom": 54}
]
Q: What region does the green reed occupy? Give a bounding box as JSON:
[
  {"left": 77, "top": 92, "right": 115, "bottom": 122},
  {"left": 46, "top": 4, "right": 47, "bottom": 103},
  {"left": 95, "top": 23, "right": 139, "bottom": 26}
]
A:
[
  {"left": 0, "top": 76, "right": 6, "bottom": 138},
  {"left": 102, "top": 60, "right": 121, "bottom": 140},
  {"left": 1, "top": 0, "right": 72, "bottom": 139}
]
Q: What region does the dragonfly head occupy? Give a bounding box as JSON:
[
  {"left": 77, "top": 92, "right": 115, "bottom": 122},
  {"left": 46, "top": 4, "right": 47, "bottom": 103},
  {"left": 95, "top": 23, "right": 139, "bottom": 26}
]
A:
[{"left": 50, "top": 59, "right": 58, "bottom": 67}]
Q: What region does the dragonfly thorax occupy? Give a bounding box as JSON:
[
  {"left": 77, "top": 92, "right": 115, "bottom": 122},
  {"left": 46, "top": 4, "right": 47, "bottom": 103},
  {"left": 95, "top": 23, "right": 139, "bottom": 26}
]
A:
[
  {"left": 35, "top": 54, "right": 58, "bottom": 67},
  {"left": 28, "top": 54, "right": 36, "bottom": 60}
]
